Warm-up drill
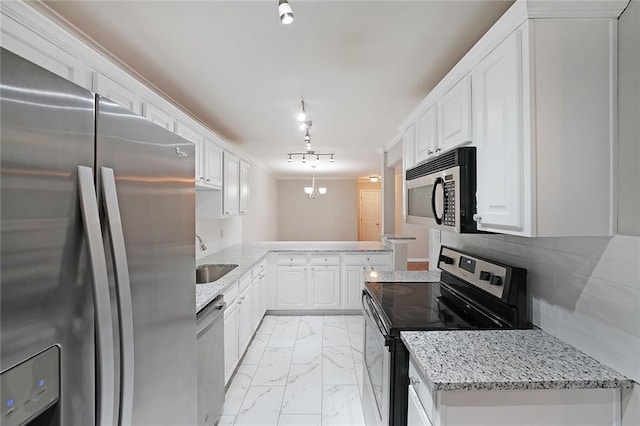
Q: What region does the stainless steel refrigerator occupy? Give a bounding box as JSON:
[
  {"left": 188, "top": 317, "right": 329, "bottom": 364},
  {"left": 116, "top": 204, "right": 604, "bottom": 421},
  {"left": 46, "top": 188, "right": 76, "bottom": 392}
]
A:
[{"left": 0, "top": 48, "right": 197, "bottom": 426}]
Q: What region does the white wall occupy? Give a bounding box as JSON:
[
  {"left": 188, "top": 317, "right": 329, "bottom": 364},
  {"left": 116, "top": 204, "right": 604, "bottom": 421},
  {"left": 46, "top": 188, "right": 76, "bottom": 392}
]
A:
[
  {"left": 277, "top": 179, "right": 357, "bottom": 241},
  {"left": 394, "top": 173, "right": 429, "bottom": 260},
  {"left": 430, "top": 230, "right": 640, "bottom": 385},
  {"left": 196, "top": 163, "right": 278, "bottom": 259},
  {"left": 242, "top": 164, "right": 278, "bottom": 242}
]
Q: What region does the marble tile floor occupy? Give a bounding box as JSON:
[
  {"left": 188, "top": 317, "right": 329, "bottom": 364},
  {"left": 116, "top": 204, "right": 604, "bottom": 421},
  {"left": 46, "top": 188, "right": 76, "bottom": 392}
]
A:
[{"left": 220, "top": 315, "right": 366, "bottom": 426}]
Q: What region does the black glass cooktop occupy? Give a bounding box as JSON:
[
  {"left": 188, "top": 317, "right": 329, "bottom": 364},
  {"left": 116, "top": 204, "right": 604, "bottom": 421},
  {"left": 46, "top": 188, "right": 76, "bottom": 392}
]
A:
[{"left": 364, "top": 281, "right": 506, "bottom": 336}]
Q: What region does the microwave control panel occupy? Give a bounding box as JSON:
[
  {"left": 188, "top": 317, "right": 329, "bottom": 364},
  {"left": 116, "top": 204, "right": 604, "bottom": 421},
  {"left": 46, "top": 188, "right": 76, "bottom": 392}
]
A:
[{"left": 443, "top": 180, "right": 456, "bottom": 227}]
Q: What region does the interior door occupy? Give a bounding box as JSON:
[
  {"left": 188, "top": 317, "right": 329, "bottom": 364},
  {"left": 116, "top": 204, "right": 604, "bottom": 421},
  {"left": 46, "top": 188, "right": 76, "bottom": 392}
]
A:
[{"left": 360, "top": 189, "right": 381, "bottom": 241}]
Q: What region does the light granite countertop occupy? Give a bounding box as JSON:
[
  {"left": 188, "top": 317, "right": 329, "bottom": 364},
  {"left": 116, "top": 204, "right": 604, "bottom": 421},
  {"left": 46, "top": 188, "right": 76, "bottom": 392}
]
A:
[
  {"left": 195, "top": 241, "right": 390, "bottom": 313},
  {"left": 401, "top": 330, "right": 634, "bottom": 392},
  {"left": 365, "top": 270, "right": 441, "bottom": 283}
]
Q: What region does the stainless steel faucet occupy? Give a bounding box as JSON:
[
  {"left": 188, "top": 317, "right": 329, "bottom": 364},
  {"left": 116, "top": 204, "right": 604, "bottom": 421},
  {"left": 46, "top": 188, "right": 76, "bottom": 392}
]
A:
[{"left": 195, "top": 234, "right": 207, "bottom": 251}]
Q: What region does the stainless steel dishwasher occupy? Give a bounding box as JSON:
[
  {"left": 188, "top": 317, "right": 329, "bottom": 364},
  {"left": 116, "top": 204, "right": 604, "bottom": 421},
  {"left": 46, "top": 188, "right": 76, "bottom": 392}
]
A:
[{"left": 197, "top": 295, "right": 226, "bottom": 426}]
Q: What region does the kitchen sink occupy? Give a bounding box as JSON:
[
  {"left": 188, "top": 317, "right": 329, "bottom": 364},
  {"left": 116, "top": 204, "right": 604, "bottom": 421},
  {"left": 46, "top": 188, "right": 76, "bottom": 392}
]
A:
[{"left": 196, "top": 264, "right": 238, "bottom": 284}]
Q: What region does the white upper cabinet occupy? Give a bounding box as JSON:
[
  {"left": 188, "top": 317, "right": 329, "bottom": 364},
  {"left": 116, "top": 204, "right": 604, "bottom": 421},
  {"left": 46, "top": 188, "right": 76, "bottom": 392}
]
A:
[
  {"left": 203, "top": 139, "right": 223, "bottom": 188},
  {"left": 223, "top": 152, "right": 240, "bottom": 216},
  {"left": 95, "top": 73, "right": 142, "bottom": 114},
  {"left": 143, "top": 102, "right": 175, "bottom": 131},
  {"left": 403, "top": 124, "right": 417, "bottom": 170},
  {"left": 239, "top": 160, "right": 250, "bottom": 215},
  {"left": 415, "top": 105, "right": 438, "bottom": 164},
  {"left": 437, "top": 75, "right": 472, "bottom": 152},
  {"left": 472, "top": 18, "right": 617, "bottom": 237},
  {"left": 0, "top": 15, "right": 86, "bottom": 88},
  {"left": 473, "top": 29, "right": 523, "bottom": 232}
]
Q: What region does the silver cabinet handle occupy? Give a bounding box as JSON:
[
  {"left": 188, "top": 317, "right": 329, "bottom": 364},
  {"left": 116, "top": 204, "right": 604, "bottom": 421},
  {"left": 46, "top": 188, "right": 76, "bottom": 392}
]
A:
[
  {"left": 206, "top": 178, "right": 211, "bottom": 182},
  {"left": 77, "top": 166, "right": 116, "bottom": 426},
  {"left": 473, "top": 214, "right": 482, "bottom": 223},
  {"left": 427, "top": 150, "right": 433, "bottom": 155},
  {"left": 199, "top": 176, "right": 205, "bottom": 181},
  {"left": 101, "top": 167, "right": 134, "bottom": 426},
  {"left": 410, "top": 376, "right": 420, "bottom": 386},
  {"left": 435, "top": 147, "right": 441, "bottom": 152}
]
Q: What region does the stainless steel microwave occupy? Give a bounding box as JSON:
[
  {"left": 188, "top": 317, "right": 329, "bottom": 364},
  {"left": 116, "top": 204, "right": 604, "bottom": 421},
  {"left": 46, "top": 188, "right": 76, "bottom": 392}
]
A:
[{"left": 406, "top": 147, "right": 479, "bottom": 233}]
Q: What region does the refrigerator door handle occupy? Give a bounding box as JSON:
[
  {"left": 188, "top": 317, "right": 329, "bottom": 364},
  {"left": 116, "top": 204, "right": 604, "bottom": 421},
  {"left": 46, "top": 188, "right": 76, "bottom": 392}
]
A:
[
  {"left": 77, "top": 166, "right": 116, "bottom": 426},
  {"left": 101, "top": 167, "right": 135, "bottom": 426}
]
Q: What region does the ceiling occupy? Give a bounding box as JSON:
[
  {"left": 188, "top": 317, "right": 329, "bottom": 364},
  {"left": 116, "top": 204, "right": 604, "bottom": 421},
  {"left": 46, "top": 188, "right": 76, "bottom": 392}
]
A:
[{"left": 41, "top": 0, "right": 513, "bottom": 179}]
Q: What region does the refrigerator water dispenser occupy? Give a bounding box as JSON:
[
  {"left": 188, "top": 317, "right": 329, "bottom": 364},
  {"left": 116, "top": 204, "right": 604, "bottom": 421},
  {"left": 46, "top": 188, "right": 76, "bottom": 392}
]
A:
[{"left": 1, "top": 346, "right": 60, "bottom": 426}]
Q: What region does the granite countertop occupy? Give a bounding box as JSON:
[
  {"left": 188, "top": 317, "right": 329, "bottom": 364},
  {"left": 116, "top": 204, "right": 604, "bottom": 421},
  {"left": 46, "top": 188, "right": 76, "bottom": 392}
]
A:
[
  {"left": 380, "top": 234, "right": 417, "bottom": 240},
  {"left": 401, "top": 330, "right": 634, "bottom": 392},
  {"left": 195, "top": 241, "right": 390, "bottom": 313},
  {"left": 365, "top": 270, "right": 441, "bottom": 283}
]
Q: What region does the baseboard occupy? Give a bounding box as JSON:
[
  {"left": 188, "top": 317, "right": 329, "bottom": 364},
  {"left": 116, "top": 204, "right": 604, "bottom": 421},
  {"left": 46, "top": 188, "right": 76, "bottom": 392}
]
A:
[
  {"left": 266, "top": 309, "right": 361, "bottom": 316},
  {"left": 407, "top": 258, "right": 429, "bottom": 262}
]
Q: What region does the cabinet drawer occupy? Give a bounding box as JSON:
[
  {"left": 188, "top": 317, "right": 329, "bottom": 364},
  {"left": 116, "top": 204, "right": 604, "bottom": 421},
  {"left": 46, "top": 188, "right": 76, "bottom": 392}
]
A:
[
  {"left": 409, "top": 358, "right": 436, "bottom": 425},
  {"left": 309, "top": 254, "right": 341, "bottom": 266},
  {"left": 224, "top": 282, "right": 239, "bottom": 306},
  {"left": 252, "top": 259, "right": 267, "bottom": 280},
  {"left": 277, "top": 254, "right": 308, "bottom": 265},
  {"left": 343, "top": 253, "right": 392, "bottom": 266}
]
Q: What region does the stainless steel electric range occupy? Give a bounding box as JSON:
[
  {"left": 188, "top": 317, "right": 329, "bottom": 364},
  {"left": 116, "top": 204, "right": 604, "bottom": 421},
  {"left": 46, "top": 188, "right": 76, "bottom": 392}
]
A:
[{"left": 361, "top": 246, "right": 529, "bottom": 426}]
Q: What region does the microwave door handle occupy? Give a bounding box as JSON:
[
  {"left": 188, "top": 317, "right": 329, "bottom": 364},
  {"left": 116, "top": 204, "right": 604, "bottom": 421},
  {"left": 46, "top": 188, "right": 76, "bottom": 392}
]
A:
[
  {"left": 101, "top": 167, "right": 134, "bottom": 426},
  {"left": 431, "top": 177, "right": 444, "bottom": 225},
  {"left": 77, "top": 166, "right": 116, "bottom": 426}
]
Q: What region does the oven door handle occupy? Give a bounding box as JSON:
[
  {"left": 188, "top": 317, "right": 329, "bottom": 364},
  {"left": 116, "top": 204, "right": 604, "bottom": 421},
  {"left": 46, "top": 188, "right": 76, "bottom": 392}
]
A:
[
  {"left": 362, "top": 291, "right": 388, "bottom": 338},
  {"left": 431, "top": 176, "right": 444, "bottom": 225}
]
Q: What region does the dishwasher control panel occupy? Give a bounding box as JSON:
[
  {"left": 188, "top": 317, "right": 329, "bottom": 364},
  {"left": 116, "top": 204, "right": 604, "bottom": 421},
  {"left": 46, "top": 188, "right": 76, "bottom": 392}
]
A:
[{"left": 1, "top": 346, "right": 60, "bottom": 426}]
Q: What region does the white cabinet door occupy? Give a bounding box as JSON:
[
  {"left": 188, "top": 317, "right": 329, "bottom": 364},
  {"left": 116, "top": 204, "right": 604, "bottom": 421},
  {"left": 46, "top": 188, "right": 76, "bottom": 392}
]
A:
[
  {"left": 403, "top": 124, "right": 417, "bottom": 170},
  {"left": 239, "top": 161, "right": 250, "bottom": 215},
  {"left": 238, "top": 285, "right": 253, "bottom": 355},
  {"left": 260, "top": 271, "right": 268, "bottom": 317},
  {"left": 308, "top": 266, "right": 340, "bottom": 309},
  {"left": 437, "top": 75, "right": 472, "bottom": 151},
  {"left": 251, "top": 277, "right": 262, "bottom": 332},
  {"left": 276, "top": 266, "right": 306, "bottom": 309},
  {"left": 223, "top": 152, "right": 240, "bottom": 216},
  {"left": 203, "top": 139, "right": 223, "bottom": 188},
  {"left": 343, "top": 265, "right": 365, "bottom": 310},
  {"left": 95, "top": 73, "right": 142, "bottom": 114},
  {"left": 407, "top": 384, "right": 433, "bottom": 426},
  {"left": 415, "top": 106, "right": 438, "bottom": 163},
  {"left": 223, "top": 301, "right": 239, "bottom": 384},
  {"left": 143, "top": 102, "right": 175, "bottom": 131},
  {"left": 472, "top": 30, "right": 524, "bottom": 232}
]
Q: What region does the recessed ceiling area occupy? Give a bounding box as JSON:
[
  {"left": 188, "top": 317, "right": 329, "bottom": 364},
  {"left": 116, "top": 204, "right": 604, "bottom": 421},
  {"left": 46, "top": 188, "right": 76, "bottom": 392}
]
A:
[{"left": 42, "top": 0, "right": 513, "bottom": 179}]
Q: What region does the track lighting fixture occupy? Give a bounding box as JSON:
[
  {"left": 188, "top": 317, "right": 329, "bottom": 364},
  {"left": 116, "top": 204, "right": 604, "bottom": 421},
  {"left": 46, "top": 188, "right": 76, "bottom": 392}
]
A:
[
  {"left": 279, "top": 0, "right": 294, "bottom": 25},
  {"left": 297, "top": 100, "right": 307, "bottom": 122},
  {"left": 286, "top": 151, "right": 335, "bottom": 164}
]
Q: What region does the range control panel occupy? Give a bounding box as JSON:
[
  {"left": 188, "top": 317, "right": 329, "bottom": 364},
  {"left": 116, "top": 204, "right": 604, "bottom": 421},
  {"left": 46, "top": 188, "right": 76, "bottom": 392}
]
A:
[
  {"left": 1, "top": 346, "right": 60, "bottom": 426},
  {"left": 438, "top": 246, "right": 508, "bottom": 299}
]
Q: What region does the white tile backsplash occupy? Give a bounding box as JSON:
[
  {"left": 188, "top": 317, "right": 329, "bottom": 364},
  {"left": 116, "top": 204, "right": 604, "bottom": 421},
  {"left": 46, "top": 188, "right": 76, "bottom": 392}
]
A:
[{"left": 431, "top": 230, "right": 640, "bottom": 382}]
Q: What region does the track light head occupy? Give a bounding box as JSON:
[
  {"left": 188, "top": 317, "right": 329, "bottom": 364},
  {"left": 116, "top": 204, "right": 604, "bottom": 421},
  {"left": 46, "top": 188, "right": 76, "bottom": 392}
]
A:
[{"left": 279, "top": 0, "right": 294, "bottom": 25}]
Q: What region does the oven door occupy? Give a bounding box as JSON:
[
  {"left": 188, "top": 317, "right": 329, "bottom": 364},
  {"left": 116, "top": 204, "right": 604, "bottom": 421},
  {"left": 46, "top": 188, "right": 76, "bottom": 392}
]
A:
[{"left": 361, "top": 292, "right": 390, "bottom": 426}]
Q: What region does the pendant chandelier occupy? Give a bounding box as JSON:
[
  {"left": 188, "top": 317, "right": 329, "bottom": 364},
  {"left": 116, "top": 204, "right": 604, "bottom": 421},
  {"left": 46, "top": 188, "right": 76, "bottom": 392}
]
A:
[{"left": 304, "top": 166, "right": 326, "bottom": 199}]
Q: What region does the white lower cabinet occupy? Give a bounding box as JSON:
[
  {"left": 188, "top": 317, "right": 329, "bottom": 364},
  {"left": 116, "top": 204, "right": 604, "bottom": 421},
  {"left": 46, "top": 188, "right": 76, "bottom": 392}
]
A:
[
  {"left": 223, "top": 300, "right": 239, "bottom": 385},
  {"left": 273, "top": 253, "right": 392, "bottom": 311},
  {"left": 407, "top": 383, "right": 432, "bottom": 426},
  {"left": 275, "top": 265, "right": 307, "bottom": 309},
  {"left": 342, "top": 254, "right": 393, "bottom": 310},
  {"left": 251, "top": 275, "right": 261, "bottom": 332},
  {"left": 408, "top": 357, "right": 622, "bottom": 426},
  {"left": 237, "top": 281, "right": 253, "bottom": 356},
  {"left": 308, "top": 265, "right": 340, "bottom": 309}
]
